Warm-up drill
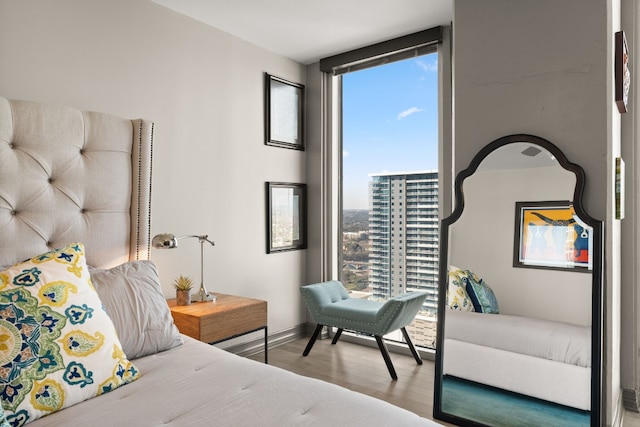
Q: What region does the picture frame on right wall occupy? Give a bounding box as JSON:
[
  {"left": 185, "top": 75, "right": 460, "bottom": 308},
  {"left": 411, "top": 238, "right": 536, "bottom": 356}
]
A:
[
  {"left": 615, "top": 30, "right": 631, "bottom": 114},
  {"left": 616, "top": 157, "right": 625, "bottom": 220}
]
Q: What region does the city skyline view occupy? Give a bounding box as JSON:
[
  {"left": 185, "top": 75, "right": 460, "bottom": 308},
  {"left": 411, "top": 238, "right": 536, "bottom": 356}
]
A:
[
  {"left": 341, "top": 170, "right": 440, "bottom": 348},
  {"left": 342, "top": 52, "right": 439, "bottom": 209}
]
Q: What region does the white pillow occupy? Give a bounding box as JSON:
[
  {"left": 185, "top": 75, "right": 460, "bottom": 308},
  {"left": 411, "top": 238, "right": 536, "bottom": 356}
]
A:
[{"left": 90, "top": 260, "right": 183, "bottom": 359}]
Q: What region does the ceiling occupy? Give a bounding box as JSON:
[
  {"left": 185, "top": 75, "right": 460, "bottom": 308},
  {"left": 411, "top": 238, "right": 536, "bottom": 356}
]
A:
[
  {"left": 151, "top": 0, "right": 453, "bottom": 64},
  {"left": 478, "top": 143, "right": 562, "bottom": 171}
]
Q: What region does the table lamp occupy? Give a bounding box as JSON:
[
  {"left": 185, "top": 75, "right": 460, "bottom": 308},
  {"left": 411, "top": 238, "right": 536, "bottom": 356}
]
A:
[{"left": 152, "top": 233, "right": 217, "bottom": 302}]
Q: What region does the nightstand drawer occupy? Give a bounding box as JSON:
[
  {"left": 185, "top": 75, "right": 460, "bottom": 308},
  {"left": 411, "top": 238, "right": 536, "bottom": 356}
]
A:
[{"left": 168, "top": 293, "right": 267, "bottom": 344}]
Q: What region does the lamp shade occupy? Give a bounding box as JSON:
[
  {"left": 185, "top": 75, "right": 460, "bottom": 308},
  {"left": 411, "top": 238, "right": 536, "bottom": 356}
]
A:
[{"left": 152, "top": 233, "right": 179, "bottom": 249}]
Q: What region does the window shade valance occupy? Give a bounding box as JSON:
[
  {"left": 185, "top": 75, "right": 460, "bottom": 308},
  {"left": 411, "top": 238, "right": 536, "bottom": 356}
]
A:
[{"left": 319, "top": 26, "right": 442, "bottom": 75}]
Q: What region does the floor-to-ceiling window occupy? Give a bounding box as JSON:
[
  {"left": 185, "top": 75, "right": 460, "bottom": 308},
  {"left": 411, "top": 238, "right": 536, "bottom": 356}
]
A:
[
  {"left": 318, "top": 28, "right": 445, "bottom": 352},
  {"left": 340, "top": 53, "right": 439, "bottom": 350}
]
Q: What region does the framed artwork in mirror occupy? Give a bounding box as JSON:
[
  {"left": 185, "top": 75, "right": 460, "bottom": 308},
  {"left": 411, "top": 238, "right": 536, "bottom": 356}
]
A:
[
  {"left": 265, "top": 73, "right": 305, "bottom": 150},
  {"left": 266, "top": 182, "right": 307, "bottom": 253},
  {"left": 513, "top": 200, "right": 592, "bottom": 271}
]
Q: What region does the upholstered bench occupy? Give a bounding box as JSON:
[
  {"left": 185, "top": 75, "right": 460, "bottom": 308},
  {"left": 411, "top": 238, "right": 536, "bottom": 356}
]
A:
[{"left": 300, "top": 280, "right": 428, "bottom": 380}]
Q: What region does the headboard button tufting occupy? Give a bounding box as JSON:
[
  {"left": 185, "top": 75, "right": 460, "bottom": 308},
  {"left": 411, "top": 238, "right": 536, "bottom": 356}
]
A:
[{"left": 0, "top": 96, "right": 154, "bottom": 268}]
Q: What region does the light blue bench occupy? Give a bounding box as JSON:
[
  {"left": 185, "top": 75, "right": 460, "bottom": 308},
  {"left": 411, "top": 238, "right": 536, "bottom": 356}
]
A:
[{"left": 300, "top": 280, "right": 428, "bottom": 380}]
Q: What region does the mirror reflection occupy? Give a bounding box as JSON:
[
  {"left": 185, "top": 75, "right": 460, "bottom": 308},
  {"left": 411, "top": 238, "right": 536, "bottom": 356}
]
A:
[{"left": 435, "top": 137, "right": 601, "bottom": 427}]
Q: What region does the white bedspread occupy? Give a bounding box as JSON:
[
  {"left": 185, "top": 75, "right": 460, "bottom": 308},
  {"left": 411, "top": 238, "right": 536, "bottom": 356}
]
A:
[
  {"left": 445, "top": 309, "right": 591, "bottom": 367},
  {"left": 27, "top": 336, "right": 439, "bottom": 426}
]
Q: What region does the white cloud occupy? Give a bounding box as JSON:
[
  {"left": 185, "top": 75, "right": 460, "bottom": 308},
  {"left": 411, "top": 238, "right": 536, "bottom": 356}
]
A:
[
  {"left": 416, "top": 59, "right": 438, "bottom": 72},
  {"left": 397, "top": 107, "right": 422, "bottom": 120},
  {"left": 343, "top": 149, "right": 349, "bottom": 157}
]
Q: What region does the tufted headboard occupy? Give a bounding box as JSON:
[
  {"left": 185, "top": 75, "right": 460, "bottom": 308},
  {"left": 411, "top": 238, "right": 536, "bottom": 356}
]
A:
[{"left": 0, "top": 96, "right": 153, "bottom": 268}]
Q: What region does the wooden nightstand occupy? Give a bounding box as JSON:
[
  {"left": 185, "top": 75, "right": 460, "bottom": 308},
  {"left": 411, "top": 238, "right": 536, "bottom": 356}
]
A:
[{"left": 168, "top": 293, "right": 268, "bottom": 363}]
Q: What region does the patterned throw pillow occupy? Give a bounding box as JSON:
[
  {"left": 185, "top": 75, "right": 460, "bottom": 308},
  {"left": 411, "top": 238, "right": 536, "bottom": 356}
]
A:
[
  {"left": 0, "top": 404, "right": 8, "bottom": 427},
  {"left": 447, "top": 266, "right": 475, "bottom": 311},
  {"left": 464, "top": 271, "right": 500, "bottom": 314},
  {"left": 0, "top": 243, "right": 139, "bottom": 425}
]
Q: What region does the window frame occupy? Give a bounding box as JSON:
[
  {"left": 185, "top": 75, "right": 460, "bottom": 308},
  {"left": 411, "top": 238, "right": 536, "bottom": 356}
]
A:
[{"left": 313, "top": 27, "right": 452, "bottom": 357}]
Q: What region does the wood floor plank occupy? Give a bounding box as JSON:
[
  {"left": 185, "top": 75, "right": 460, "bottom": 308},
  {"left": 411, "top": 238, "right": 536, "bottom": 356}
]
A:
[
  {"left": 250, "top": 336, "right": 637, "bottom": 426},
  {"left": 248, "top": 336, "right": 449, "bottom": 424}
]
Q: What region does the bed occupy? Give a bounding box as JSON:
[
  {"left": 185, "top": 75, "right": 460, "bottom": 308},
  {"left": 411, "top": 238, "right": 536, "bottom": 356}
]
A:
[
  {"left": 0, "top": 96, "right": 440, "bottom": 426},
  {"left": 442, "top": 267, "right": 591, "bottom": 411}
]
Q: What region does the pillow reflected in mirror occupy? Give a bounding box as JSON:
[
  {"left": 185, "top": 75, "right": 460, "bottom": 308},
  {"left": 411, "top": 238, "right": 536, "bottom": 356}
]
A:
[
  {"left": 464, "top": 272, "right": 500, "bottom": 314},
  {"left": 447, "top": 266, "right": 475, "bottom": 311}
]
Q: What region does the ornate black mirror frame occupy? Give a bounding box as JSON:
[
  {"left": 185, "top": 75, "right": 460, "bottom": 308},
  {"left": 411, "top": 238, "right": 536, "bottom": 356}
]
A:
[{"left": 433, "top": 134, "right": 603, "bottom": 427}]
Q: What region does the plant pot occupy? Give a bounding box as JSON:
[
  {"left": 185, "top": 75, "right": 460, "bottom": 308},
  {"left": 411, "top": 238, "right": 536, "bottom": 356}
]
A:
[{"left": 176, "top": 290, "right": 191, "bottom": 306}]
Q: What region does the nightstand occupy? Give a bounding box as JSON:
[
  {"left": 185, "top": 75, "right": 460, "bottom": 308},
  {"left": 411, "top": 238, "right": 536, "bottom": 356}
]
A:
[{"left": 168, "top": 293, "right": 268, "bottom": 363}]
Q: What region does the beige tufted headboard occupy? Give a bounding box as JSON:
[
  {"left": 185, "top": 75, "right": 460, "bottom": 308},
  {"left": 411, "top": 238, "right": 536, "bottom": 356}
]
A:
[{"left": 0, "top": 96, "right": 153, "bottom": 268}]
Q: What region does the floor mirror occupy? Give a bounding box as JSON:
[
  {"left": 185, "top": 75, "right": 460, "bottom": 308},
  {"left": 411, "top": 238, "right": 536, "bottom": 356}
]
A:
[{"left": 433, "top": 134, "right": 603, "bottom": 427}]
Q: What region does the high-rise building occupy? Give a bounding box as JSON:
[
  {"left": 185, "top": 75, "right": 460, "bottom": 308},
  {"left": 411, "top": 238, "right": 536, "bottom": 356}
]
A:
[{"left": 368, "top": 171, "right": 439, "bottom": 315}]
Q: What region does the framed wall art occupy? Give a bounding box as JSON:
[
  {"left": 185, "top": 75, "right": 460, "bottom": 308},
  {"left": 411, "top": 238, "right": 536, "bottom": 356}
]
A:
[
  {"left": 266, "top": 182, "right": 307, "bottom": 253},
  {"left": 616, "top": 157, "right": 625, "bottom": 220},
  {"left": 265, "top": 73, "right": 305, "bottom": 150},
  {"left": 513, "top": 201, "right": 592, "bottom": 271},
  {"left": 615, "top": 30, "right": 631, "bottom": 114}
]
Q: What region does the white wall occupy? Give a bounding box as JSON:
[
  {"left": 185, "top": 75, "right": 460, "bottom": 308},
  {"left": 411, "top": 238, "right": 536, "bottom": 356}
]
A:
[
  {"left": 0, "top": 0, "right": 308, "bottom": 336},
  {"left": 304, "top": 63, "right": 328, "bottom": 286},
  {"left": 620, "top": 0, "right": 640, "bottom": 411},
  {"left": 453, "top": 0, "right": 619, "bottom": 424},
  {"left": 450, "top": 165, "right": 591, "bottom": 326}
]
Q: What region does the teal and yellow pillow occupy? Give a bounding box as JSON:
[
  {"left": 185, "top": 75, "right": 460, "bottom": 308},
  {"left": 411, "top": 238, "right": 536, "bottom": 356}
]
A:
[
  {"left": 447, "top": 266, "right": 475, "bottom": 311},
  {"left": 0, "top": 243, "right": 139, "bottom": 425},
  {"left": 0, "top": 404, "right": 8, "bottom": 427}
]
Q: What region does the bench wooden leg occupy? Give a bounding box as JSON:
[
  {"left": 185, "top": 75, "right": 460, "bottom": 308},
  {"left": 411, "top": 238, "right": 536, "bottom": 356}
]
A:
[
  {"left": 331, "top": 328, "right": 343, "bottom": 345},
  {"left": 375, "top": 336, "right": 398, "bottom": 380},
  {"left": 303, "top": 324, "right": 324, "bottom": 356},
  {"left": 401, "top": 327, "right": 423, "bottom": 365}
]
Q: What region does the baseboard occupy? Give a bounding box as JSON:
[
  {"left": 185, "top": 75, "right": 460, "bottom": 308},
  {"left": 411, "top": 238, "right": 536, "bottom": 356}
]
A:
[
  {"left": 322, "top": 326, "right": 436, "bottom": 362},
  {"left": 304, "top": 321, "right": 329, "bottom": 339},
  {"left": 624, "top": 388, "right": 640, "bottom": 412},
  {"left": 226, "top": 322, "right": 436, "bottom": 361},
  {"left": 225, "top": 323, "right": 307, "bottom": 358}
]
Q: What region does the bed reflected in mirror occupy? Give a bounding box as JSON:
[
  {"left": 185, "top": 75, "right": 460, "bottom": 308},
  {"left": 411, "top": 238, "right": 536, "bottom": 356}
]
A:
[{"left": 433, "top": 135, "right": 603, "bottom": 427}]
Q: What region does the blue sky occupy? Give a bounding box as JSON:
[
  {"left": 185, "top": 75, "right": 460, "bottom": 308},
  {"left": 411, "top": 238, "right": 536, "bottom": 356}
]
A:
[{"left": 342, "top": 52, "right": 439, "bottom": 209}]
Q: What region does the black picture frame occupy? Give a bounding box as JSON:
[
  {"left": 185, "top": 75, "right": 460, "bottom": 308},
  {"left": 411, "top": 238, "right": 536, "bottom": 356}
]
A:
[
  {"left": 265, "top": 73, "right": 305, "bottom": 150},
  {"left": 266, "top": 182, "right": 307, "bottom": 253},
  {"left": 513, "top": 200, "right": 593, "bottom": 272}
]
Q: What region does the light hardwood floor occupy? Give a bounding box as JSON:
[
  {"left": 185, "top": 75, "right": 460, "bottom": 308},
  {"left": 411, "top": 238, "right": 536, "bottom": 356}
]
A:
[
  {"left": 625, "top": 411, "right": 640, "bottom": 427},
  {"left": 248, "top": 336, "right": 446, "bottom": 424},
  {"left": 250, "top": 338, "right": 640, "bottom": 427}
]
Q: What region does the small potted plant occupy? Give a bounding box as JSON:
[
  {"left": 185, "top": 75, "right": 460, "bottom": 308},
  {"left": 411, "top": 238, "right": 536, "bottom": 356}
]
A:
[{"left": 173, "top": 275, "right": 194, "bottom": 306}]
